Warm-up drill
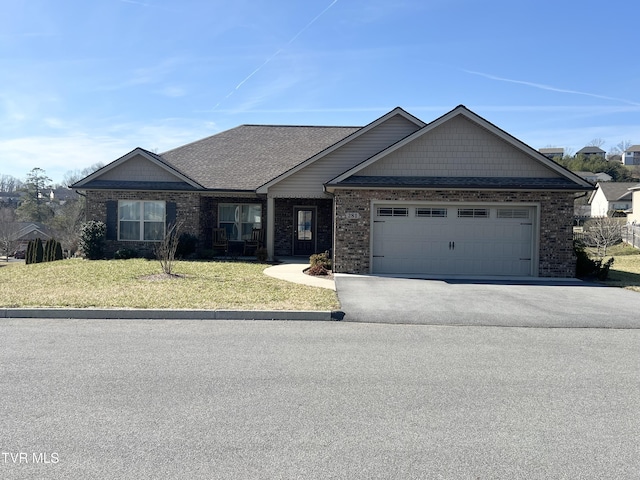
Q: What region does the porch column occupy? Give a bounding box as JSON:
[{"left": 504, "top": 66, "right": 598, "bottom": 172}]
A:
[{"left": 266, "top": 196, "right": 275, "bottom": 261}]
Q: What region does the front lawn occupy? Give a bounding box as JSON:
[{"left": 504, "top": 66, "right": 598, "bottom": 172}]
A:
[
  {"left": 590, "top": 243, "right": 640, "bottom": 292},
  {"left": 0, "top": 259, "right": 339, "bottom": 310}
]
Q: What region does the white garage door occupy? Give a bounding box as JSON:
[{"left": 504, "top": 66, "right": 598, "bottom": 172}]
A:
[{"left": 371, "top": 204, "right": 535, "bottom": 276}]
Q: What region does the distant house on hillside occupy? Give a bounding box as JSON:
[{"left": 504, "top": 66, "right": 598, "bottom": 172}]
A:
[
  {"left": 573, "top": 171, "right": 612, "bottom": 184},
  {"left": 622, "top": 145, "right": 640, "bottom": 166},
  {"left": 539, "top": 148, "right": 564, "bottom": 160},
  {"left": 576, "top": 146, "right": 606, "bottom": 159}
]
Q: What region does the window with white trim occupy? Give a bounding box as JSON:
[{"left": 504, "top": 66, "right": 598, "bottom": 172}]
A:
[
  {"left": 118, "top": 200, "right": 166, "bottom": 241},
  {"left": 219, "top": 204, "right": 262, "bottom": 241}
]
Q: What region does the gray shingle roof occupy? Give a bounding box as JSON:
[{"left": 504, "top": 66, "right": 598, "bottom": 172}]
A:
[
  {"left": 333, "top": 176, "right": 588, "bottom": 190},
  {"left": 576, "top": 146, "right": 606, "bottom": 155},
  {"left": 594, "top": 182, "right": 638, "bottom": 201},
  {"left": 159, "top": 125, "right": 360, "bottom": 190}
]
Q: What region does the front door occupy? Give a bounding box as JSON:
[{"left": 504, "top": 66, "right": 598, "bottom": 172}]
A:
[{"left": 293, "top": 207, "right": 316, "bottom": 256}]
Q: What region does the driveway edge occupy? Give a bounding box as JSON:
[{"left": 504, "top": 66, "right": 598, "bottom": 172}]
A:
[{"left": 0, "top": 308, "right": 345, "bottom": 321}]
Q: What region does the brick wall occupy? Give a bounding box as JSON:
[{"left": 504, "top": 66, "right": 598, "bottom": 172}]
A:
[
  {"left": 85, "top": 190, "right": 201, "bottom": 257},
  {"left": 333, "top": 189, "right": 577, "bottom": 277},
  {"left": 274, "top": 198, "right": 332, "bottom": 256}
]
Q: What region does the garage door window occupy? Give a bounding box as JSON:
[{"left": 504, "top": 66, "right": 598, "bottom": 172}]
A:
[
  {"left": 497, "top": 208, "right": 530, "bottom": 219},
  {"left": 457, "top": 208, "right": 489, "bottom": 218},
  {"left": 377, "top": 207, "right": 408, "bottom": 217},
  {"left": 416, "top": 207, "right": 447, "bottom": 218}
]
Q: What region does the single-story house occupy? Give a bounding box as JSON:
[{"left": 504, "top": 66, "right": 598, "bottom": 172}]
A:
[
  {"left": 573, "top": 171, "right": 611, "bottom": 183},
  {"left": 538, "top": 147, "right": 564, "bottom": 160},
  {"left": 576, "top": 146, "right": 606, "bottom": 159},
  {"left": 588, "top": 182, "right": 636, "bottom": 217},
  {"left": 5, "top": 222, "right": 52, "bottom": 254},
  {"left": 72, "top": 105, "right": 593, "bottom": 278}
]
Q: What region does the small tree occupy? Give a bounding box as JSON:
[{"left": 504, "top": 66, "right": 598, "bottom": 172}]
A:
[
  {"left": 26, "top": 238, "right": 44, "bottom": 264},
  {"left": 0, "top": 207, "right": 18, "bottom": 261},
  {"left": 78, "top": 221, "right": 106, "bottom": 260},
  {"left": 583, "top": 216, "right": 623, "bottom": 258},
  {"left": 154, "top": 220, "right": 184, "bottom": 275}
]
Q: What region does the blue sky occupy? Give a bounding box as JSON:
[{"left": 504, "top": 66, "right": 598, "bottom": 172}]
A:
[{"left": 1, "top": 0, "right": 639, "bottom": 184}]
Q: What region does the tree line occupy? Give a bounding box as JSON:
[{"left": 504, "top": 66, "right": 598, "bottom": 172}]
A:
[{"left": 0, "top": 164, "right": 103, "bottom": 259}]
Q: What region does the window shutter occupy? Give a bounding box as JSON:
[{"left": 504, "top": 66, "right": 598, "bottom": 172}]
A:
[
  {"left": 106, "top": 201, "right": 117, "bottom": 240},
  {"left": 166, "top": 202, "right": 177, "bottom": 227}
]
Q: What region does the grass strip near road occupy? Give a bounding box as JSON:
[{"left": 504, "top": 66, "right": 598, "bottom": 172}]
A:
[{"left": 0, "top": 259, "right": 339, "bottom": 310}]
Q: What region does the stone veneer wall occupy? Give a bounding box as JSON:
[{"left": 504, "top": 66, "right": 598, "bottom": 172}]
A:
[
  {"left": 85, "top": 190, "right": 201, "bottom": 257},
  {"left": 333, "top": 189, "right": 577, "bottom": 277},
  {"left": 274, "top": 198, "right": 333, "bottom": 256}
]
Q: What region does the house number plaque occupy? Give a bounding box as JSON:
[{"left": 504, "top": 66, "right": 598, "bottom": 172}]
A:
[{"left": 345, "top": 212, "right": 361, "bottom": 219}]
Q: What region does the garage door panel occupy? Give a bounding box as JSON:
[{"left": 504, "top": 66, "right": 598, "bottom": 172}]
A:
[{"left": 372, "top": 205, "right": 535, "bottom": 276}]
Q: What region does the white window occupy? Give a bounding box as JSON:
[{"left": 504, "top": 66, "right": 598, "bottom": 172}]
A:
[
  {"left": 219, "top": 204, "right": 262, "bottom": 241},
  {"left": 119, "top": 201, "right": 166, "bottom": 241}
]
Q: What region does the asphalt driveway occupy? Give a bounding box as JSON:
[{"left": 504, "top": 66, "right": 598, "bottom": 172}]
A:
[{"left": 335, "top": 275, "right": 640, "bottom": 328}]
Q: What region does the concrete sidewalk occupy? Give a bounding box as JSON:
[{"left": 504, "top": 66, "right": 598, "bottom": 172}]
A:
[{"left": 1, "top": 258, "right": 341, "bottom": 321}]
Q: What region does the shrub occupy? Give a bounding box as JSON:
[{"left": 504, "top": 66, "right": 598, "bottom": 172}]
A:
[
  {"left": 42, "top": 239, "right": 64, "bottom": 262},
  {"left": 27, "top": 238, "right": 44, "bottom": 264},
  {"left": 114, "top": 248, "right": 138, "bottom": 260},
  {"left": 175, "top": 232, "right": 198, "bottom": 259},
  {"left": 597, "top": 257, "right": 615, "bottom": 281},
  {"left": 310, "top": 251, "right": 331, "bottom": 270},
  {"left": 574, "top": 240, "right": 598, "bottom": 277},
  {"left": 574, "top": 240, "right": 615, "bottom": 280},
  {"left": 307, "top": 263, "right": 329, "bottom": 276},
  {"left": 255, "top": 247, "right": 268, "bottom": 263},
  {"left": 78, "top": 221, "right": 106, "bottom": 260}
]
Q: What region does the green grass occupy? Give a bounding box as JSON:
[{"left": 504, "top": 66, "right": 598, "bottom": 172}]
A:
[
  {"left": 588, "top": 243, "right": 640, "bottom": 293},
  {"left": 0, "top": 259, "right": 340, "bottom": 310}
]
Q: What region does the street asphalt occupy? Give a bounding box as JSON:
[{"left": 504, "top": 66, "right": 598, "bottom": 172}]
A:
[{"left": 1, "top": 319, "right": 638, "bottom": 479}]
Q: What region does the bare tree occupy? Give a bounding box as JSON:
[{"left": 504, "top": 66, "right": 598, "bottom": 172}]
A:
[
  {"left": 62, "top": 163, "right": 105, "bottom": 188},
  {"left": 587, "top": 138, "right": 606, "bottom": 148},
  {"left": 154, "top": 220, "right": 184, "bottom": 275},
  {"left": 0, "top": 174, "right": 22, "bottom": 193},
  {"left": 583, "top": 216, "right": 623, "bottom": 258},
  {"left": 0, "top": 207, "right": 18, "bottom": 261}
]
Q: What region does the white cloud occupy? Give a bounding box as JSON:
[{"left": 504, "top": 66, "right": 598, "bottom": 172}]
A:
[{"left": 0, "top": 119, "right": 219, "bottom": 183}]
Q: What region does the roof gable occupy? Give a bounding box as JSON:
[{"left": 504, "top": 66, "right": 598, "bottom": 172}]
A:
[
  {"left": 589, "top": 182, "right": 638, "bottom": 203},
  {"left": 72, "top": 148, "right": 203, "bottom": 190},
  {"left": 326, "top": 105, "right": 593, "bottom": 190},
  {"left": 256, "top": 108, "right": 425, "bottom": 195}
]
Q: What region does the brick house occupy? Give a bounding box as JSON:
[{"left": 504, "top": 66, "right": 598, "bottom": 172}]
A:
[{"left": 72, "top": 105, "right": 592, "bottom": 277}]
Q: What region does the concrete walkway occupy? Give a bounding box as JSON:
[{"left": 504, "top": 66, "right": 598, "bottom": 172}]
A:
[{"left": 263, "top": 257, "right": 335, "bottom": 290}]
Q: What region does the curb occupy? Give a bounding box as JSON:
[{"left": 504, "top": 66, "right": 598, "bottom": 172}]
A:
[{"left": 1, "top": 308, "right": 346, "bottom": 321}]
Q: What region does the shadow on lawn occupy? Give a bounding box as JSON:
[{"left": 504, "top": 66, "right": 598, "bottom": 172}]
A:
[{"left": 604, "top": 269, "right": 640, "bottom": 290}]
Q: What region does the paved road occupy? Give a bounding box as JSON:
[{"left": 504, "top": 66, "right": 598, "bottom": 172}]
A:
[
  {"left": 336, "top": 275, "right": 640, "bottom": 327},
  {"left": 1, "top": 319, "right": 639, "bottom": 479}
]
